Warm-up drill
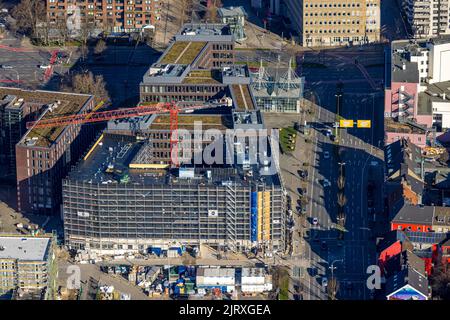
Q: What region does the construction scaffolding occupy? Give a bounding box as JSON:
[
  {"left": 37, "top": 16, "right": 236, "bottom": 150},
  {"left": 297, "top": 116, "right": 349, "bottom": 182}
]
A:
[{"left": 62, "top": 130, "right": 286, "bottom": 256}]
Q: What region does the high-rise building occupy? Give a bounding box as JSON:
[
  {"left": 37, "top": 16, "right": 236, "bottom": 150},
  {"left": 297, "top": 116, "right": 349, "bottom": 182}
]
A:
[
  {"left": 282, "top": 0, "right": 380, "bottom": 47},
  {"left": 46, "top": 0, "right": 161, "bottom": 34},
  {"left": 401, "top": 0, "right": 450, "bottom": 38}
]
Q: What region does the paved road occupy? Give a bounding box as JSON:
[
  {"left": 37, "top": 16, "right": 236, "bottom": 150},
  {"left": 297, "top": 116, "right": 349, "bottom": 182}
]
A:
[{"left": 293, "top": 40, "right": 386, "bottom": 299}]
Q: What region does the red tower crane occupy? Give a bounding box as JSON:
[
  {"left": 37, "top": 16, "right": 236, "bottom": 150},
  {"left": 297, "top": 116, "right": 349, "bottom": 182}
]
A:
[{"left": 26, "top": 102, "right": 214, "bottom": 166}]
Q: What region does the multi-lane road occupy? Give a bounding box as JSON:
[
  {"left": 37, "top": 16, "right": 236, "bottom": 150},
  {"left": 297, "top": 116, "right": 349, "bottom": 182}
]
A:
[{"left": 295, "top": 44, "right": 386, "bottom": 300}]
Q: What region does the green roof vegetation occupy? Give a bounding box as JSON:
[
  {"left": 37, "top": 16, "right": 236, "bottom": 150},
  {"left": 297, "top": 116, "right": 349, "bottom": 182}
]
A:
[
  {"left": 159, "top": 41, "right": 206, "bottom": 65},
  {"left": 150, "top": 114, "right": 231, "bottom": 130},
  {"left": 232, "top": 84, "right": 254, "bottom": 111},
  {"left": 0, "top": 88, "right": 91, "bottom": 148},
  {"left": 183, "top": 69, "right": 221, "bottom": 84}
]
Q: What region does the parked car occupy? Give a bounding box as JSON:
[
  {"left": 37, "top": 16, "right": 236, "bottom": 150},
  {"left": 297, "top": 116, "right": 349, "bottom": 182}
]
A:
[
  {"left": 1, "top": 65, "right": 13, "bottom": 69},
  {"left": 323, "top": 179, "right": 331, "bottom": 187},
  {"left": 320, "top": 241, "right": 328, "bottom": 251},
  {"left": 324, "top": 151, "right": 330, "bottom": 159},
  {"left": 312, "top": 217, "right": 318, "bottom": 225},
  {"left": 322, "top": 277, "right": 328, "bottom": 288}
]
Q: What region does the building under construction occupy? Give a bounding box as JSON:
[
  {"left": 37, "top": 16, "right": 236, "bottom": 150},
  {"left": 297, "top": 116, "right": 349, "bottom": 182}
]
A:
[
  {"left": 249, "top": 59, "right": 305, "bottom": 113},
  {"left": 62, "top": 104, "right": 286, "bottom": 255},
  {"left": 0, "top": 233, "right": 57, "bottom": 300}
]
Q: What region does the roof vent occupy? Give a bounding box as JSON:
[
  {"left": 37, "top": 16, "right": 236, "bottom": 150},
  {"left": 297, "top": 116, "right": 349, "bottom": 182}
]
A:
[{"left": 0, "top": 246, "right": 4, "bottom": 251}]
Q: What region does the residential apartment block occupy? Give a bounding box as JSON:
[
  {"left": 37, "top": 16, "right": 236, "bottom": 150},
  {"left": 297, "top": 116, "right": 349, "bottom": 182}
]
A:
[
  {"left": 283, "top": 0, "right": 380, "bottom": 46},
  {"left": 400, "top": 0, "right": 450, "bottom": 38},
  {"left": 46, "top": 0, "right": 161, "bottom": 33},
  {"left": 0, "top": 234, "right": 57, "bottom": 300}
]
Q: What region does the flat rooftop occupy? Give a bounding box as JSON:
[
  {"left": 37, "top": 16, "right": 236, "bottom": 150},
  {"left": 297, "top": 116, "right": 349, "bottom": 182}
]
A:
[
  {"left": 159, "top": 41, "right": 206, "bottom": 65},
  {"left": 149, "top": 113, "right": 232, "bottom": 130},
  {"left": 418, "top": 81, "right": 450, "bottom": 115},
  {"left": 231, "top": 84, "right": 255, "bottom": 111},
  {"left": 183, "top": 69, "right": 222, "bottom": 85},
  {"left": 0, "top": 235, "right": 51, "bottom": 261},
  {"left": 176, "top": 23, "right": 231, "bottom": 39},
  {"left": 67, "top": 131, "right": 280, "bottom": 187},
  {"left": 391, "top": 40, "right": 422, "bottom": 83},
  {"left": 218, "top": 6, "right": 247, "bottom": 18},
  {"left": 0, "top": 87, "right": 92, "bottom": 148}
]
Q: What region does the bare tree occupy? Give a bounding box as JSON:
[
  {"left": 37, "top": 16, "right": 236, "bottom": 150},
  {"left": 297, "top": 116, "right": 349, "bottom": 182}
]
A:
[
  {"left": 63, "top": 71, "right": 110, "bottom": 103},
  {"left": 337, "top": 175, "right": 345, "bottom": 190},
  {"left": 11, "top": 0, "right": 46, "bottom": 38},
  {"left": 337, "top": 193, "right": 347, "bottom": 208},
  {"left": 55, "top": 18, "right": 69, "bottom": 45},
  {"left": 337, "top": 210, "right": 346, "bottom": 227},
  {"left": 205, "top": 0, "right": 222, "bottom": 23},
  {"left": 79, "top": 44, "right": 88, "bottom": 61},
  {"left": 327, "top": 277, "right": 339, "bottom": 300},
  {"left": 79, "top": 16, "right": 96, "bottom": 46},
  {"left": 94, "top": 39, "right": 107, "bottom": 55}
]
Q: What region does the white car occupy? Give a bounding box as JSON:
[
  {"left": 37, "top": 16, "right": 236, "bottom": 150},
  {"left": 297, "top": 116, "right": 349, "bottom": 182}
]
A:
[
  {"left": 324, "top": 151, "right": 330, "bottom": 159},
  {"left": 39, "top": 65, "right": 51, "bottom": 69},
  {"left": 322, "top": 277, "right": 328, "bottom": 287},
  {"left": 312, "top": 217, "right": 318, "bottom": 225},
  {"left": 323, "top": 179, "right": 331, "bottom": 187}
]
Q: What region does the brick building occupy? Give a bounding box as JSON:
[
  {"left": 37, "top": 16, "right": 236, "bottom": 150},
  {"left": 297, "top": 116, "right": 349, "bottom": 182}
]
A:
[
  {"left": 2, "top": 88, "right": 97, "bottom": 215},
  {"left": 46, "top": 0, "right": 161, "bottom": 33}
]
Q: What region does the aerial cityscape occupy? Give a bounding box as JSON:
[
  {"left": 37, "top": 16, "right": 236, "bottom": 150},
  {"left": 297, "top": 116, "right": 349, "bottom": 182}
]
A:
[{"left": 0, "top": 0, "right": 450, "bottom": 305}]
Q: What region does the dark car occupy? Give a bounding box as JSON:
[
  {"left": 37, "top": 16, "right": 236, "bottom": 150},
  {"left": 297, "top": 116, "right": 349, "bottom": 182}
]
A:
[{"left": 320, "top": 241, "right": 328, "bottom": 251}]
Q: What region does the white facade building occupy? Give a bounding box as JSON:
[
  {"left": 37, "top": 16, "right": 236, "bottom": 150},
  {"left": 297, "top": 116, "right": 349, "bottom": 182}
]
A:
[
  {"left": 401, "top": 0, "right": 450, "bottom": 38},
  {"left": 241, "top": 268, "right": 273, "bottom": 293},
  {"left": 196, "top": 267, "right": 236, "bottom": 292},
  {"left": 428, "top": 40, "right": 450, "bottom": 84}
]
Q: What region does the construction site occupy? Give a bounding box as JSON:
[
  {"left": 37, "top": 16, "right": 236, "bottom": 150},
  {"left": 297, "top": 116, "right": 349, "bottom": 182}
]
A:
[{"left": 61, "top": 101, "right": 286, "bottom": 256}]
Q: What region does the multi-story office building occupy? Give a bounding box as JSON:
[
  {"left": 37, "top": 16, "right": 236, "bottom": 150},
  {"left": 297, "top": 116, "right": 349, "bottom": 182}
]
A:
[
  {"left": 0, "top": 88, "right": 97, "bottom": 215},
  {"left": 0, "top": 234, "right": 57, "bottom": 300},
  {"left": 283, "top": 0, "right": 380, "bottom": 47},
  {"left": 140, "top": 23, "right": 302, "bottom": 113},
  {"left": 46, "top": 0, "right": 161, "bottom": 33},
  {"left": 62, "top": 106, "right": 287, "bottom": 255},
  {"left": 401, "top": 0, "right": 450, "bottom": 38},
  {"left": 140, "top": 24, "right": 235, "bottom": 104}
]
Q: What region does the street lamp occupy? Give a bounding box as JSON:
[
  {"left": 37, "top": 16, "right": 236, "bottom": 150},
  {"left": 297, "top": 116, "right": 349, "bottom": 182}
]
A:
[{"left": 328, "top": 259, "right": 343, "bottom": 279}]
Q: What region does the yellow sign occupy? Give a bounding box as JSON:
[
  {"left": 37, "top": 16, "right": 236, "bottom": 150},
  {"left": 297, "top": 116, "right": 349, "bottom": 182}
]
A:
[
  {"left": 339, "top": 119, "right": 354, "bottom": 128},
  {"left": 357, "top": 120, "right": 371, "bottom": 128}
]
